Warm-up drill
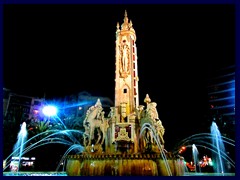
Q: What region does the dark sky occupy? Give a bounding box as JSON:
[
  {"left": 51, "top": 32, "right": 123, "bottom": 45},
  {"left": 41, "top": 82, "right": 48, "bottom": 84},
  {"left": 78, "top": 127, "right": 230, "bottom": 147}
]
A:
[{"left": 3, "top": 4, "right": 235, "bottom": 150}]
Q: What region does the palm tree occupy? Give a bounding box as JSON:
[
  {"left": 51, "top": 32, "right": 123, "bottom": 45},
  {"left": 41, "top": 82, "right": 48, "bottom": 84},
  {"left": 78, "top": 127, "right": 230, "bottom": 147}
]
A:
[{"left": 27, "top": 118, "right": 51, "bottom": 142}]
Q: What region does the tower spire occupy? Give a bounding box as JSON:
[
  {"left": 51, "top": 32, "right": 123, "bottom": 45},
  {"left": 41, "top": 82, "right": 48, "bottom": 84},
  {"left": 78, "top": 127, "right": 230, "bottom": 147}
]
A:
[
  {"left": 121, "top": 10, "right": 129, "bottom": 30},
  {"left": 116, "top": 22, "right": 120, "bottom": 32},
  {"left": 124, "top": 10, "right": 128, "bottom": 19}
]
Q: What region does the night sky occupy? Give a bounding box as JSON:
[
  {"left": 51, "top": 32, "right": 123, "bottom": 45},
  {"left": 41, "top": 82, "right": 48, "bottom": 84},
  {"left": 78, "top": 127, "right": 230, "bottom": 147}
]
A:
[{"left": 3, "top": 4, "right": 235, "bottom": 150}]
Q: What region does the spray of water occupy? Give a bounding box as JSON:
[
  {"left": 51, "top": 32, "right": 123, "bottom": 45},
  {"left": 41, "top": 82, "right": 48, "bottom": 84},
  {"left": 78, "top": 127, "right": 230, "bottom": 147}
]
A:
[
  {"left": 211, "top": 121, "right": 226, "bottom": 175},
  {"left": 192, "top": 144, "right": 201, "bottom": 173},
  {"left": 11, "top": 122, "right": 28, "bottom": 173},
  {"left": 3, "top": 129, "right": 84, "bottom": 172},
  {"left": 172, "top": 122, "right": 235, "bottom": 175},
  {"left": 140, "top": 122, "right": 173, "bottom": 176}
]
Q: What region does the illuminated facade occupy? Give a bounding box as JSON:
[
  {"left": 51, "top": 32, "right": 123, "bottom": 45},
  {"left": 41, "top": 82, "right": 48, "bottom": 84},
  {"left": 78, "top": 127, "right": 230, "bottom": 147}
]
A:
[
  {"left": 111, "top": 10, "right": 140, "bottom": 153},
  {"left": 66, "top": 11, "right": 185, "bottom": 176}
]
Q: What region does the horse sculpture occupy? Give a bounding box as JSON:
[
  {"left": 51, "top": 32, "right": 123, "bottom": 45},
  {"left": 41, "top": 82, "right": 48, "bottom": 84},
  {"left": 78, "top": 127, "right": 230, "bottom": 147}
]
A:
[{"left": 83, "top": 99, "right": 109, "bottom": 149}]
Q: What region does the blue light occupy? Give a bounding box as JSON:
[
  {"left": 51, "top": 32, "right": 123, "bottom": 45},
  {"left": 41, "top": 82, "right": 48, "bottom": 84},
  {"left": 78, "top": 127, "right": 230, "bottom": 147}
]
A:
[{"left": 42, "top": 105, "right": 58, "bottom": 116}]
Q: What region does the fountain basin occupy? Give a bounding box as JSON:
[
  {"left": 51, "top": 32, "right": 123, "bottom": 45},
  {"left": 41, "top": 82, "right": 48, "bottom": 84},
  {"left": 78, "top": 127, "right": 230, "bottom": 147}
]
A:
[{"left": 66, "top": 153, "right": 184, "bottom": 176}]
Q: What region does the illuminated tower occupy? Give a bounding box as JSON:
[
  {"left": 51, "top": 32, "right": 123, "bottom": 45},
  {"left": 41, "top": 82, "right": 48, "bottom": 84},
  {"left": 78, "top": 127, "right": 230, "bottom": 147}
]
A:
[
  {"left": 66, "top": 11, "right": 184, "bottom": 176},
  {"left": 108, "top": 10, "right": 140, "bottom": 153},
  {"left": 115, "top": 10, "right": 139, "bottom": 122}
]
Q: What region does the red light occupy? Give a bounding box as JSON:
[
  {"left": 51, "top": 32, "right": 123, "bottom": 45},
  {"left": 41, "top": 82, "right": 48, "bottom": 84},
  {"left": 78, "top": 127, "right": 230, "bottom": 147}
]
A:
[
  {"left": 181, "top": 146, "right": 186, "bottom": 150},
  {"left": 33, "top": 110, "right": 39, "bottom": 114}
]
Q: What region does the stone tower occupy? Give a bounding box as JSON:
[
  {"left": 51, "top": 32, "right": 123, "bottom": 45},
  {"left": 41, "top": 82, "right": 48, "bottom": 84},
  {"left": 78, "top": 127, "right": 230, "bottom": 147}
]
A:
[
  {"left": 109, "top": 10, "right": 140, "bottom": 153},
  {"left": 115, "top": 10, "right": 139, "bottom": 122}
]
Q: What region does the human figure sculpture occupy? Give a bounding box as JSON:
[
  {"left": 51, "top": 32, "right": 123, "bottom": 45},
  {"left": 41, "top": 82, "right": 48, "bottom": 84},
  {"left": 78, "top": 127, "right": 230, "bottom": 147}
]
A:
[
  {"left": 122, "top": 44, "right": 128, "bottom": 72},
  {"left": 145, "top": 102, "right": 165, "bottom": 146},
  {"left": 137, "top": 105, "right": 145, "bottom": 119},
  {"left": 146, "top": 102, "right": 159, "bottom": 120},
  {"left": 120, "top": 43, "right": 130, "bottom": 76}
]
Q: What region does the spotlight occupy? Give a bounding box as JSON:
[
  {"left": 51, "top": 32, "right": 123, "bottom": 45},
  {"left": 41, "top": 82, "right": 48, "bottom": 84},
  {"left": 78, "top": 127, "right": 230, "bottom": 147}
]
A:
[{"left": 42, "top": 105, "right": 58, "bottom": 116}]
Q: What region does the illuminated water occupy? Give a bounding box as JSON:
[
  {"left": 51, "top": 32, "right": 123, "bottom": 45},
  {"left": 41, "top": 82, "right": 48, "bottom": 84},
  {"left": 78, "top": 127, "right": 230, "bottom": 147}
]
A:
[
  {"left": 11, "top": 122, "right": 28, "bottom": 173},
  {"left": 210, "top": 121, "right": 226, "bottom": 175},
  {"left": 192, "top": 144, "right": 201, "bottom": 173},
  {"left": 173, "top": 122, "right": 235, "bottom": 175},
  {"left": 3, "top": 116, "right": 235, "bottom": 176},
  {"left": 140, "top": 122, "right": 172, "bottom": 176},
  {"left": 3, "top": 128, "right": 84, "bottom": 172}
]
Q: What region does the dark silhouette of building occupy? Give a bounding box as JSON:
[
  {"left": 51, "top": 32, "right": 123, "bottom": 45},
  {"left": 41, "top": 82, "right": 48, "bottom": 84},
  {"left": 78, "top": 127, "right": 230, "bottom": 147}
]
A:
[
  {"left": 3, "top": 88, "right": 45, "bottom": 124},
  {"left": 207, "top": 65, "right": 235, "bottom": 139}
]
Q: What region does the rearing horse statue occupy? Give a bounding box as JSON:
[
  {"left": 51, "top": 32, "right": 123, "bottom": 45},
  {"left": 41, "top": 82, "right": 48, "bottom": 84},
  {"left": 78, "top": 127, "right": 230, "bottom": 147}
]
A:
[{"left": 83, "top": 99, "right": 109, "bottom": 147}]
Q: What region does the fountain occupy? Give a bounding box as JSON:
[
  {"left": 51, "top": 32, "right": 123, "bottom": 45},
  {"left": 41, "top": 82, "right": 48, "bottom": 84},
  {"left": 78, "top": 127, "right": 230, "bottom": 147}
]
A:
[
  {"left": 65, "top": 96, "right": 184, "bottom": 176},
  {"left": 3, "top": 127, "right": 85, "bottom": 174},
  {"left": 2, "top": 103, "right": 234, "bottom": 176},
  {"left": 3, "top": 113, "right": 235, "bottom": 176},
  {"left": 9, "top": 122, "right": 28, "bottom": 173},
  {"left": 3, "top": 11, "right": 235, "bottom": 176},
  {"left": 210, "top": 121, "right": 227, "bottom": 175},
  {"left": 173, "top": 123, "right": 235, "bottom": 176},
  {"left": 192, "top": 144, "right": 200, "bottom": 173},
  {"left": 64, "top": 11, "right": 185, "bottom": 176},
  {"left": 3, "top": 122, "right": 27, "bottom": 173}
]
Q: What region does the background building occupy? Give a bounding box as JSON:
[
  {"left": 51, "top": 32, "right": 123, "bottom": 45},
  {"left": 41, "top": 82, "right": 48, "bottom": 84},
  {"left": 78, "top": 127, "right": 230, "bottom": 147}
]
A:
[
  {"left": 207, "top": 65, "right": 235, "bottom": 139},
  {"left": 3, "top": 88, "right": 45, "bottom": 124}
]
